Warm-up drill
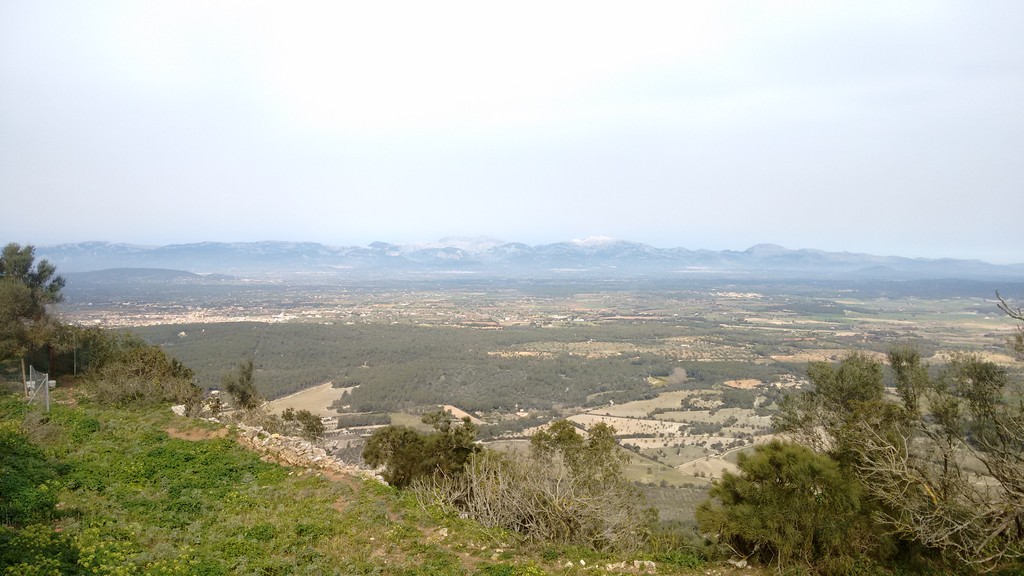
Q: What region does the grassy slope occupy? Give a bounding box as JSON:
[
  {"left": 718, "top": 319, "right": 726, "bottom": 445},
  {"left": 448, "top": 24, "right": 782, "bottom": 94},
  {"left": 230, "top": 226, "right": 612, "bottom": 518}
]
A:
[{"left": 1, "top": 386, "right": 728, "bottom": 576}]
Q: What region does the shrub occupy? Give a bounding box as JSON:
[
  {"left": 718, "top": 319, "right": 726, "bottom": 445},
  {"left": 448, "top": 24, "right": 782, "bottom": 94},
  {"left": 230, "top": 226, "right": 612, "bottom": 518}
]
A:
[
  {"left": 0, "top": 524, "right": 82, "bottom": 575},
  {"left": 82, "top": 332, "right": 199, "bottom": 409},
  {"left": 222, "top": 359, "right": 261, "bottom": 410},
  {"left": 419, "top": 420, "right": 653, "bottom": 552}
]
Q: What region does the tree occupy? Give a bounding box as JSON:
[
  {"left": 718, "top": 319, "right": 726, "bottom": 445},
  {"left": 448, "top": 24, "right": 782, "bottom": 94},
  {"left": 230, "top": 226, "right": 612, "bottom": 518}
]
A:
[
  {"left": 363, "top": 425, "right": 430, "bottom": 487},
  {"left": 773, "top": 352, "right": 886, "bottom": 463},
  {"left": 222, "top": 359, "right": 261, "bottom": 410},
  {"left": 0, "top": 243, "right": 65, "bottom": 371},
  {"left": 842, "top": 350, "right": 1024, "bottom": 569},
  {"left": 530, "top": 419, "right": 627, "bottom": 486},
  {"left": 282, "top": 408, "right": 326, "bottom": 441},
  {"left": 997, "top": 292, "right": 1024, "bottom": 359},
  {"left": 362, "top": 408, "right": 479, "bottom": 488},
  {"left": 774, "top": 302, "right": 1024, "bottom": 571},
  {"left": 696, "top": 440, "right": 873, "bottom": 571}
]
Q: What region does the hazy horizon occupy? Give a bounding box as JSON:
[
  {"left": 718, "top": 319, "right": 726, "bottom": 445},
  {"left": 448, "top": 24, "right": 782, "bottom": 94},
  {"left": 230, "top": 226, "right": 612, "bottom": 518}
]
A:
[
  {"left": 3, "top": 2, "right": 1022, "bottom": 264},
  {"left": 24, "top": 236, "right": 1024, "bottom": 266}
]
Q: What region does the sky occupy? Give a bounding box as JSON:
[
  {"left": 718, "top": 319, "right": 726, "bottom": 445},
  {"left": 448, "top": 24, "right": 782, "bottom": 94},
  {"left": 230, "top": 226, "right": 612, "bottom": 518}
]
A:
[{"left": 2, "top": 1, "right": 1022, "bottom": 263}]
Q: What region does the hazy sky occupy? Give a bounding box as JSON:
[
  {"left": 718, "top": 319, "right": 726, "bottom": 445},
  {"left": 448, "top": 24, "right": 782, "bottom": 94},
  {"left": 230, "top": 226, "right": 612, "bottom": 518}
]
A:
[{"left": 2, "top": 2, "right": 1022, "bottom": 263}]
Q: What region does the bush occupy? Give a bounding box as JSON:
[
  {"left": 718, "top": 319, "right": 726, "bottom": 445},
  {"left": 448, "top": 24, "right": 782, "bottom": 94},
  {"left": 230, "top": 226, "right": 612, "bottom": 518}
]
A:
[
  {"left": 775, "top": 345, "right": 1024, "bottom": 571},
  {"left": 82, "top": 332, "right": 199, "bottom": 409},
  {"left": 0, "top": 524, "right": 83, "bottom": 575},
  {"left": 222, "top": 359, "right": 261, "bottom": 410},
  {"left": 419, "top": 420, "right": 653, "bottom": 552}
]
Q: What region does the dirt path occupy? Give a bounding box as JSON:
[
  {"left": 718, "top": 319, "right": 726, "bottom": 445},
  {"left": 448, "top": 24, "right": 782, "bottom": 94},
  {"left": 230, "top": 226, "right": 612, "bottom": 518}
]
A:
[{"left": 675, "top": 437, "right": 775, "bottom": 479}]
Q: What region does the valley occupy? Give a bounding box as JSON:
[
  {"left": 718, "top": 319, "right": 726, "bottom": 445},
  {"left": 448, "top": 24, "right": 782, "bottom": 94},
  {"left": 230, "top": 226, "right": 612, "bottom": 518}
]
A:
[{"left": 54, "top": 276, "right": 1023, "bottom": 526}]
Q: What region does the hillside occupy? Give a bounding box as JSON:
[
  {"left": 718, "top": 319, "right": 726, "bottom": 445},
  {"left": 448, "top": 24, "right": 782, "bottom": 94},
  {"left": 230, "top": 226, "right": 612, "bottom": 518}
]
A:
[{"left": 1, "top": 384, "right": 730, "bottom": 575}]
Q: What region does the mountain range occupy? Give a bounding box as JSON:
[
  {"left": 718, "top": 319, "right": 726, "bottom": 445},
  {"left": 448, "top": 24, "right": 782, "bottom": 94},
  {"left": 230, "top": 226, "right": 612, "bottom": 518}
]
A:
[{"left": 36, "top": 239, "right": 1024, "bottom": 282}]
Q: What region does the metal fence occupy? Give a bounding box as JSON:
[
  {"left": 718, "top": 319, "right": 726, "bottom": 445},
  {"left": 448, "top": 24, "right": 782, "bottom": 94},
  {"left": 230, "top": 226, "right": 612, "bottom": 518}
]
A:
[{"left": 25, "top": 365, "right": 52, "bottom": 412}]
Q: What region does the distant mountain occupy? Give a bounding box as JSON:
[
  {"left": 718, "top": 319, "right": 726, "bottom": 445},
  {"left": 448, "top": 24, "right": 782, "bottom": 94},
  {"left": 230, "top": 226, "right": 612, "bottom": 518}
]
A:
[
  {"left": 36, "top": 240, "right": 1024, "bottom": 282},
  {"left": 64, "top": 268, "right": 238, "bottom": 285}
]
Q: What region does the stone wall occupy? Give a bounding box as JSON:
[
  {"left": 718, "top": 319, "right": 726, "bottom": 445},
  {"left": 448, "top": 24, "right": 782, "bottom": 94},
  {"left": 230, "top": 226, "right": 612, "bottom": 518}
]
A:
[{"left": 232, "top": 422, "right": 384, "bottom": 483}]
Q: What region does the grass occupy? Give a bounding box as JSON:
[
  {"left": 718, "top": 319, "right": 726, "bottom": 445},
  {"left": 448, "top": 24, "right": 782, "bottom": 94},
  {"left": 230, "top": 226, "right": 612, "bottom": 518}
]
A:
[
  {"left": 389, "top": 411, "right": 435, "bottom": 431},
  {"left": 0, "top": 388, "right": 733, "bottom": 575}
]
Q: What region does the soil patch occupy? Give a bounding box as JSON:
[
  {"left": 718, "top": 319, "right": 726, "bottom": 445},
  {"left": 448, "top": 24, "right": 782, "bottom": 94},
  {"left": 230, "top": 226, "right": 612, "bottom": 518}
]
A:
[{"left": 441, "top": 404, "right": 484, "bottom": 425}]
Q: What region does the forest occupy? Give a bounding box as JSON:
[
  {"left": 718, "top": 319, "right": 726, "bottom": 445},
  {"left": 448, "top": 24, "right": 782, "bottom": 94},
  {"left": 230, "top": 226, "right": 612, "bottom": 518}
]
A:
[{"left": 134, "top": 321, "right": 800, "bottom": 411}]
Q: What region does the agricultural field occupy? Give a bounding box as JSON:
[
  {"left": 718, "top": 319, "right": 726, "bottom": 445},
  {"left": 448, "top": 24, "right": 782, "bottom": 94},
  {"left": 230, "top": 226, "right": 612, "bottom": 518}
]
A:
[{"left": 264, "top": 382, "right": 350, "bottom": 417}]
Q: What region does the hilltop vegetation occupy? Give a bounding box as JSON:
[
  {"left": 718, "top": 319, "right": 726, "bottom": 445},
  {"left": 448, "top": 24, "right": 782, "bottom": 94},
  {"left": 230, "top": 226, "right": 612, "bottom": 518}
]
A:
[{"left": 2, "top": 389, "right": 595, "bottom": 575}]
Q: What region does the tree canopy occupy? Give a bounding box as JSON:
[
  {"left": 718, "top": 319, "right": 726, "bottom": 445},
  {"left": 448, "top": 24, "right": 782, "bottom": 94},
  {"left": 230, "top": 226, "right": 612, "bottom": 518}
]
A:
[
  {"left": 701, "top": 297, "right": 1024, "bottom": 573},
  {"left": 845, "top": 349, "right": 1024, "bottom": 568},
  {"left": 362, "top": 408, "right": 479, "bottom": 488},
  {"left": 222, "top": 359, "right": 262, "bottom": 410},
  {"left": 771, "top": 347, "right": 1024, "bottom": 570},
  {"left": 0, "top": 243, "right": 65, "bottom": 366},
  {"left": 696, "top": 440, "right": 873, "bottom": 571}
]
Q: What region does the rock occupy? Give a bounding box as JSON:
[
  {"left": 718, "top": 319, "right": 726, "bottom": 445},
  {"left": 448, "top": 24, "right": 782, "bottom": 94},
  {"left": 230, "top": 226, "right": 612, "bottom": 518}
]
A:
[
  {"left": 726, "top": 557, "right": 747, "bottom": 568},
  {"left": 634, "top": 559, "right": 656, "bottom": 573}
]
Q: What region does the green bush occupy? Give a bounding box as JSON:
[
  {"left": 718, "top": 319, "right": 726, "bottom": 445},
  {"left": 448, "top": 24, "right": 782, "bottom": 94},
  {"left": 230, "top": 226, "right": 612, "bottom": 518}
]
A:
[
  {"left": 221, "top": 359, "right": 261, "bottom": 410},
  {"left": 282, "top": 407, "right": 325, "bottom": 441},
  {"left": 0, "top": 524, "right": 82, "bottom": 575}
]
